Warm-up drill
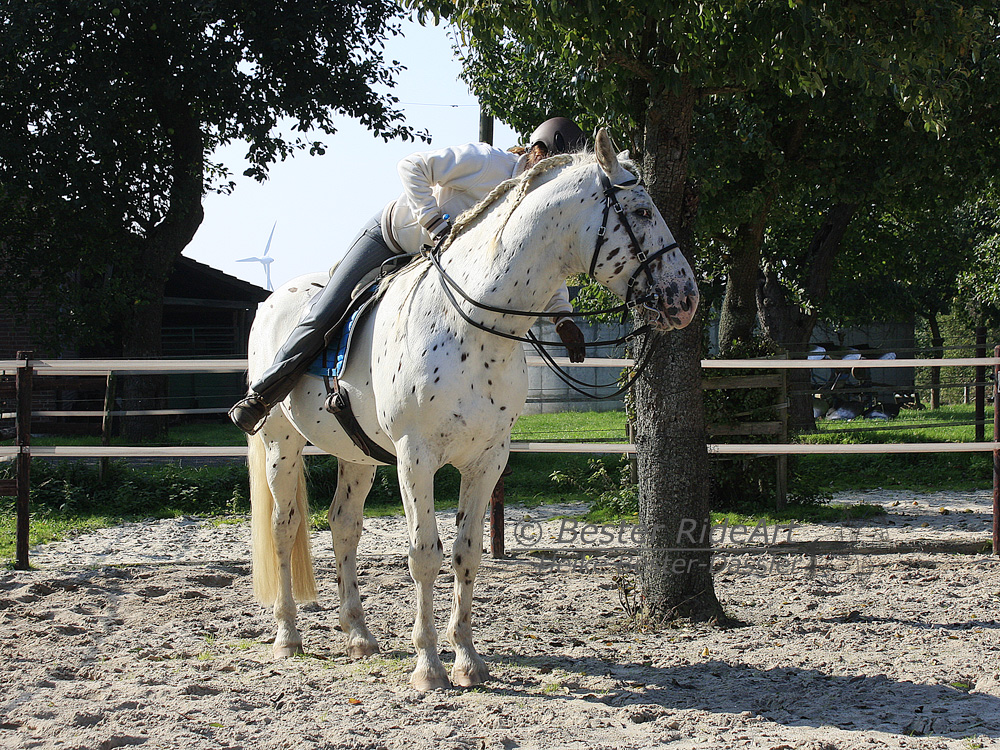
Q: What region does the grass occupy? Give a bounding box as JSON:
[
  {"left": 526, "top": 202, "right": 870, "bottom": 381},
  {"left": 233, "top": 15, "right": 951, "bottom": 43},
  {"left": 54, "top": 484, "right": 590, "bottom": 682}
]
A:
[
  {"left": 5, "top": 421, "right": 249, "bottom": 448},
  {"left": 511, "top": 410, "right": 627, "bottom": 443},
  {"left": 802, "top": 404, "right": 985, "bottom": 445},
  {"left": 515, "top": 406, "right": 993, "bottom": 494},
  {"left": 795, "top": 404, "right": 993, "bottom": 492},
  {"left": 710, "top": 502, "right": 887, "bottom": 527}
]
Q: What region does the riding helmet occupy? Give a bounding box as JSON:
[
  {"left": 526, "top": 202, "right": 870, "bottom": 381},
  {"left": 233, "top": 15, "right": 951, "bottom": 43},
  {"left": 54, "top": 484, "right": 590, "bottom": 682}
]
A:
[{"left": 528, "top": 117, "right": 587, "bottom": 155}]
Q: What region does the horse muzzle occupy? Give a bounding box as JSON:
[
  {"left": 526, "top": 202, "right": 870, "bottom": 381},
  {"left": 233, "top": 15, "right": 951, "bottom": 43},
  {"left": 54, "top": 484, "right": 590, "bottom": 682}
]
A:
[{"left": 648, "top": 278, "right": 699, "bottom": 331}]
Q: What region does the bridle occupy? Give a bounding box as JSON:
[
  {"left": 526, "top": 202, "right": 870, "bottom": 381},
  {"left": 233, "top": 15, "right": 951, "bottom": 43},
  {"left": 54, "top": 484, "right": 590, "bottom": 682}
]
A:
[{"left": 421, "top": 164, "right": 680, "bottom": 399}]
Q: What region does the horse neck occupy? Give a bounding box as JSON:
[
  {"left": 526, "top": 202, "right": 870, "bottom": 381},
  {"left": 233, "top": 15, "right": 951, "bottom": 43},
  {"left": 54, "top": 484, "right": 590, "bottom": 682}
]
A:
[{"left": 438, "top": 194, "right": 579, "bottom": 340}]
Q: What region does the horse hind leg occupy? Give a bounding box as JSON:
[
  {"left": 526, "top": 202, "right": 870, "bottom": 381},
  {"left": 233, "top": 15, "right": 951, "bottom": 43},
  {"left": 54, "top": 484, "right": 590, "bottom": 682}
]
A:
[
  {"left": 447, "top": 451, "right": 507, "bottom": 687},
  {"left": 249, "top": 414, "right": 314, "bottom": 658},
  {"left": 328, "top": 460, "right": 379, "bottom": 658}
]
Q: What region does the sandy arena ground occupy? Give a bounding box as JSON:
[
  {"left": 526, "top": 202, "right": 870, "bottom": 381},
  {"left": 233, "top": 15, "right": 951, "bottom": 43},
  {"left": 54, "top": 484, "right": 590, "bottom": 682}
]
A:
[{"left": 2, "top": 489, "right": 998, "bottom": 750}]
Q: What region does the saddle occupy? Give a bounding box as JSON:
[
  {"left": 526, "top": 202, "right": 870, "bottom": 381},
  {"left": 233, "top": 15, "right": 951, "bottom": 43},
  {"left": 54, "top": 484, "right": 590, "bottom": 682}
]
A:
[{"left": 306, "top": 281, "right": 397, "bottom": 465}]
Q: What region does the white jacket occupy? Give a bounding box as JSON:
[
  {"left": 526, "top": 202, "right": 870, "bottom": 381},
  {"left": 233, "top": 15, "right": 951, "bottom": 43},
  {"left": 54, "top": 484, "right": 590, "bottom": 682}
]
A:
[{"left": 382, "top": 142, "right": 573, "bottom": 321}]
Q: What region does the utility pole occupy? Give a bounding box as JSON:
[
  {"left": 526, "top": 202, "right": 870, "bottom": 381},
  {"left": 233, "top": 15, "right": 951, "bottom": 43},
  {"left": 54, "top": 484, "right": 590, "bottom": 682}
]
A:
[{"left": 479, "top": 105, "right": 494, "bottom": 146}]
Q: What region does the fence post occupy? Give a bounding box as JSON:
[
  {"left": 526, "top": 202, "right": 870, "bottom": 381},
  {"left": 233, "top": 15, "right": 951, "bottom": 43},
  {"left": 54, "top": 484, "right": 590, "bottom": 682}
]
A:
[
  {"left": 15, "top": 351, "right": 33, "bottom": 571},
  {"left": 976, "top": 327, "right": 986, "bottom": 443},
  {"left": 929, "top": 332, "right": 944, "bottom": 409},
  {"left": 776, "top": 356, "right": 789, "bottom": 511},
  {"left": 99, "top": 371, "right": 117, "bottom": 481},
  {"left": 993, "top": 344, "right": 998, "bottom": 557},
  {"left": 627, "top": 419, "right": 638, "bottom": 485},
  {"left": 490, "top": 463, "right": 512, "bottom": 558}
]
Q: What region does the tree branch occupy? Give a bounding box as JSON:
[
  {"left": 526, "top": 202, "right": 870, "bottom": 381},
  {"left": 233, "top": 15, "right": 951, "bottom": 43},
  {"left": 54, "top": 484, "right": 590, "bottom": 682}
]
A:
[
  {"left": 698, "top": 86, "right": 749, "bottom": 98},
  {"left": 601, "top": 53, "right": 654, "bottom": 81}
]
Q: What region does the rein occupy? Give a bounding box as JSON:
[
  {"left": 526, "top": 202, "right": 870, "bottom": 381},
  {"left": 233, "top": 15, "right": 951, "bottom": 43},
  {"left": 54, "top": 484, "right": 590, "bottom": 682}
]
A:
[{"left": 424, "top": 161, "right": 678, "bottom": 399}]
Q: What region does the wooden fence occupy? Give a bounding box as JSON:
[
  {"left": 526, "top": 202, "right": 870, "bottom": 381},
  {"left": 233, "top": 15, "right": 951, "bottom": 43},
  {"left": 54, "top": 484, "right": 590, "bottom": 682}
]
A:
[{"left": 2, "top": 351, "right": 999, "bottom": 569}]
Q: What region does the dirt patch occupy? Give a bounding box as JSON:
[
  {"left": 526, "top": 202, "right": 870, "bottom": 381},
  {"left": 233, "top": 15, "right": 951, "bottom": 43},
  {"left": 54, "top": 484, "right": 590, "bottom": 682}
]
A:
[{"left": 2, "top": 490, "right": 998, "bottom": 749}]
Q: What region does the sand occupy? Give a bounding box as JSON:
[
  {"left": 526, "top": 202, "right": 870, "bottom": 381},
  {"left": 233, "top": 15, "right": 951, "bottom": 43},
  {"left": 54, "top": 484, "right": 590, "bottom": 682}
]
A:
[{"left": 2, "top": 489, "right": 998, "bottom": 749}]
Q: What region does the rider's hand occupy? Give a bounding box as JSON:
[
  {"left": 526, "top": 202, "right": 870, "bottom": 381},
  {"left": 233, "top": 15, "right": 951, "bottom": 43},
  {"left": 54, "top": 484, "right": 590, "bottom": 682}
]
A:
[
  {"left": 425, "top": 214, "right": 452, "bottom": 243},
  {"left": 556, "top": 319, "right": 586, "bottom": 363}
]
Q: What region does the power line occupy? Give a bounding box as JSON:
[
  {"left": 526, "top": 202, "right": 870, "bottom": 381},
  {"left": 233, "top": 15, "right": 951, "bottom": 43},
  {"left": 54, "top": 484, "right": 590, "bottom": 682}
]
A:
[{"left": 399, "top": 102, "right": 478, "bottom": 108}]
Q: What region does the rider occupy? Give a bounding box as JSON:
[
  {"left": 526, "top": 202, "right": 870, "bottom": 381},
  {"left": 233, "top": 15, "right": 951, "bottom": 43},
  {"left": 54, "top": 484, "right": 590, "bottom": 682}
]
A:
[{"left": 230, "top": 117, "right": 590, "bottom": 435}]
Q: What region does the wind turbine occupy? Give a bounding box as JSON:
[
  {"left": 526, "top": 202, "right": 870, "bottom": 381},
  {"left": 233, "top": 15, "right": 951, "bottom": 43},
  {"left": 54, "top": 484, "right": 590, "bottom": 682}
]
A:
[{"left": 237, "top": 222, "right": 277, "bottom": 290}]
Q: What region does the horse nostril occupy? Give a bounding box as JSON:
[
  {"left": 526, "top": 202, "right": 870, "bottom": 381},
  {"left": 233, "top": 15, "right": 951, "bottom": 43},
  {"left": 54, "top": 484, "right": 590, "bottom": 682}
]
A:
[{"left": 680, "top": 296, "right": 693, "bottom": 313}]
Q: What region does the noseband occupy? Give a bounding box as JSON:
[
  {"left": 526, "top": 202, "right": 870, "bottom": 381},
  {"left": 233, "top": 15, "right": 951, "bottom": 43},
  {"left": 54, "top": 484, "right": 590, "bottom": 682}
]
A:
[
  {"left": 422, "top": 165, "right": 679, "bottom": 398},
  {"left": 591, "top": 170, "right": 680, "bottom": 323}
]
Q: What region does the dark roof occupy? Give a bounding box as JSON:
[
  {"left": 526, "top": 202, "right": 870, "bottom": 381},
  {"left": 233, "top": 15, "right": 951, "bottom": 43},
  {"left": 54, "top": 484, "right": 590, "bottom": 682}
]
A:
[{"left": 167, "top": 255, "right": 271, "bottom": 304}]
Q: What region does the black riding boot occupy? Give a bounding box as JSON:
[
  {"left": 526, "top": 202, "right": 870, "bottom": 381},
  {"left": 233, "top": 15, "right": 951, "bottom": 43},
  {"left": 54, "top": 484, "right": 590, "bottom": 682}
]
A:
[{"left": 230, "top": 216, "right": 398, "bottom": 434}]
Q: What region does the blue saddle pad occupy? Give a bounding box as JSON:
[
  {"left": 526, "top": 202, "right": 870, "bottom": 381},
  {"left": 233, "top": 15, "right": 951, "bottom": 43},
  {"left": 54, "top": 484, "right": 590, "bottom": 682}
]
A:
[{"left": 305, "top": 287, "right": 373, "bottom": 380}]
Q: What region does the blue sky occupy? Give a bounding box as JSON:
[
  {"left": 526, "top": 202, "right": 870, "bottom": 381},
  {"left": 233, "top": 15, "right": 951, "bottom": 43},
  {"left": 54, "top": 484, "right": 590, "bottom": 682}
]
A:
[{"left": 183, "top": 19, "right": 519, "bottom": 289}]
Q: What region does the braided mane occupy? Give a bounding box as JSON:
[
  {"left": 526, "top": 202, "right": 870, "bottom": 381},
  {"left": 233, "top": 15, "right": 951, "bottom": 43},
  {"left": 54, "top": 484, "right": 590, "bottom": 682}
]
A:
[{"left": 438, "top": 152, "right": 583, "bottom": 254}]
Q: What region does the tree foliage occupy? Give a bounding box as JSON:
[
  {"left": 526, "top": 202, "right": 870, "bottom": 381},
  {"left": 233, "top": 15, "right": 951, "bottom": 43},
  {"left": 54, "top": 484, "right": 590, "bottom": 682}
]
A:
[
  {"left": 956, "top": 195, "right": 1000, "bottom": 327},
  {"left": 441, "top": 1, "right": 991, "bottom": 143},
  {"left": 418, "top": 0, "right": 1000, "bottom": 620},
  {"left": 0, "top": 0, "right": 421, "bottom": 353}
]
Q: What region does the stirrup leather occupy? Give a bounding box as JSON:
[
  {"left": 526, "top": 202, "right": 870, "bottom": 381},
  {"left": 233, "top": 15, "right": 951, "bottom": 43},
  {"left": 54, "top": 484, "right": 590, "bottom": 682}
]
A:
[{"left": 321, "top": 376, "right": 396, "bottom": 465}]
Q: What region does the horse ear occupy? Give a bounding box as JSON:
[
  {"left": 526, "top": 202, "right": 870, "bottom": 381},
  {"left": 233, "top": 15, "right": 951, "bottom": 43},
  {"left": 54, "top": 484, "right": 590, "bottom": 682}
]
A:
[{"left": 595, "top": 128, "right": 620, "bottom": 176}]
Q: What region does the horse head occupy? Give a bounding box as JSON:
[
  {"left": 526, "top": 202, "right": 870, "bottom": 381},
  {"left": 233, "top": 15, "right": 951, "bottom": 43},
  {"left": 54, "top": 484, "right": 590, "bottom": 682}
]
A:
[{"left": 586, "top": 129, "right": 699, "bottom": 332}]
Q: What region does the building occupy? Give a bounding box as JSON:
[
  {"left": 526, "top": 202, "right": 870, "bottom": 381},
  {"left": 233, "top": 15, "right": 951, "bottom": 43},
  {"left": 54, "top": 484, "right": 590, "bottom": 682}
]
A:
[{"left": 0, "top": 256, "right": 269, "bottom": 431}]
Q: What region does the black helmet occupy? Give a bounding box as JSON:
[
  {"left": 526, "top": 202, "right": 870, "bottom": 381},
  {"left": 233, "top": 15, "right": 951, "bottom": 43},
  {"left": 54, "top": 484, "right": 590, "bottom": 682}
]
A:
[{"left": 528, "top": 117, "right": 587, "bottom": 155}]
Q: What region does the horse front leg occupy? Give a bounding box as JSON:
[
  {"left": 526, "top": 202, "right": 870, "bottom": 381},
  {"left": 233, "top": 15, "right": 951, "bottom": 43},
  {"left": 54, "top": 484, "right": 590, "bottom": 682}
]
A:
[
  {"left": 396, "top": 441, "right": 449, "bottom": 691},
  {"left": 328, "top": 460, "right": 379, "bottom": 658},
  {"left": 448, "top": 451, "right": 507, "bottom": 687}
]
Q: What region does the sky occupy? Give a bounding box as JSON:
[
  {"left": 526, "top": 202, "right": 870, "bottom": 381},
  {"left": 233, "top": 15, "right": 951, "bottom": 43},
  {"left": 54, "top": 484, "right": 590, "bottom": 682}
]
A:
[{"left": 183, "top": 19, "right": 519, "bottom": 290}]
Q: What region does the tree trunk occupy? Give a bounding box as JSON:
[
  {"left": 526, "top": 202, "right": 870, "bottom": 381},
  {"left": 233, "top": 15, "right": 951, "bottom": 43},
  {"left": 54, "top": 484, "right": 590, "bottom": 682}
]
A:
[
  {"left": 719, "top": 113, "right": 808, "bottom": 357},
  {"left": 634, "top": 79, "right": 726, "bottom": 624},
  {"left": 756, "top": 267, "right": 817, "bottom": 430},
  {"left": 120, "top": 101, "right": 205, "bottom": 442},
  {"left": 757, "top": 202, "right": 858, "bottom": 431},
  {"left": 718, "top": 211, "right": 769, "bottom": 356},
  {"left": 718, "top": 118, "right": 803, "bottom": 358}
]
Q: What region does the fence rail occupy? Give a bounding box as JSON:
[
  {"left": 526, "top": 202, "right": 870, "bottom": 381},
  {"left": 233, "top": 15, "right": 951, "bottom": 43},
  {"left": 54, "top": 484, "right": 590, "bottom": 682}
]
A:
[
  {"left": 3, "top": 351, "right": 999, "bottom": 568},
  {"left": 4, "top": 355, "right": 998, "bottom": 373}
]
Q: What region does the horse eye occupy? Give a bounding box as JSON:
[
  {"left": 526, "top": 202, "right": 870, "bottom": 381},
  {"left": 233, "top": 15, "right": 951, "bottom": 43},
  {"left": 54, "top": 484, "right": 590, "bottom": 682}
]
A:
[{"left": 637, "top": 208, "right": 652, "bottom": 220}]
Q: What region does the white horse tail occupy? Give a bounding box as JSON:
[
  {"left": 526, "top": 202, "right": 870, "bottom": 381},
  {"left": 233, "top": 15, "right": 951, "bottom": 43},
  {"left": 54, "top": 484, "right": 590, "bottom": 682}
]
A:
[{"left": 248, "top": 432, "right": 317, "bottom": 606}]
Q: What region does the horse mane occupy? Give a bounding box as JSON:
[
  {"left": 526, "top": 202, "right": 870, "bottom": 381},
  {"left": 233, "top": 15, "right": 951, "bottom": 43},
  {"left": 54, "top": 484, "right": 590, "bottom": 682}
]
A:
[
  {"left": 380, "top": 149, "right": 594, "bottom": 288},
  {"left": 439, "top": 150, "right": 593, "bottom": 255}
]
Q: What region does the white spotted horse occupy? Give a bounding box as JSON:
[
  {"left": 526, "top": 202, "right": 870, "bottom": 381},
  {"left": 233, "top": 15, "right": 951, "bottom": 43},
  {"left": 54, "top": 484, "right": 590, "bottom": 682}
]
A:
[{"left": 246, "top": 129, "right": 699, "bottom": 691}]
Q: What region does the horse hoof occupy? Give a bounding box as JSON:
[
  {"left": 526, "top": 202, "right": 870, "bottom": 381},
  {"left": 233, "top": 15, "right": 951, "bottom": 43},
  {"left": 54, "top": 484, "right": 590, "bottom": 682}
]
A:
[
  {"left": 347, "top": 640, "right": 380, "bottom": 659},
  {"left": 273, "top": 643, "right": 303, "bottom": 659},
  {"left": 451, "top": 660, "right": 490, "bottom": 687},
  {"left": 410, "top": 666, "right": 452, "bottom": 692}
]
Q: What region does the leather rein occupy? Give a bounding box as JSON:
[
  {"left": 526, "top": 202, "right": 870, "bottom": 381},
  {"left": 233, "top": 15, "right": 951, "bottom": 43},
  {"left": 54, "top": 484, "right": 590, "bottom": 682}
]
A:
[{"left": 421, "top": 168, "right": 678, "bottom": 399}]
